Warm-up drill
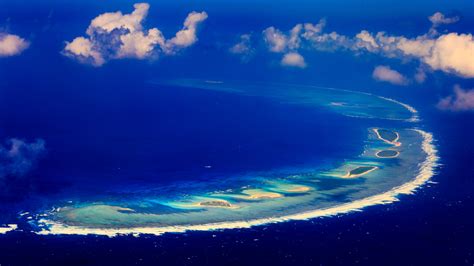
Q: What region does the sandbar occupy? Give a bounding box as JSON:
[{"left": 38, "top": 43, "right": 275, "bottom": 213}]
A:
[
  {"left": 267, "top": 183, "right": 312, "bottom": 193},
  {"left": 373, "top": 128, "right": 401, "bottom": 146},
  {"left": 344, "top": 166, "right": 378, "bottom": 178},
  {"left": 199, "top": 200, "right": 233, "bottom": 208},
  {"left": 212, "top": 189, "right": 284, "bottom": 201}
]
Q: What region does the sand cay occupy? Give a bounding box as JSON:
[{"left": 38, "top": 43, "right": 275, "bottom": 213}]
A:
[
  {"left": 230, "top": 189, "right": 283, "bottom": 200},
  {"left": 239, "top": 189, "right": 283, "bottom": 200},
  {"left": 373, "top": 128, "right": 401, "bottom": 147},
  {"left": 212, "top": 189, "right": 284, "bottom": 201},
  {"left": 267, "top": 183, "right": 312, "bottom": 194},
  {"left": 168, "top": 197, "right": 238, "bottom": 209},
  {"left": 283, "top": 186, "right": 311, "bottom": 193},
  {"left": 344, "top": 166, "right": 378, "bottom": 178},
  {"left": 194, "top": 198, "right": 237, "bottom": 209},
  {"left": 199, "top": 200, "right": 233, "bottom": 208}
]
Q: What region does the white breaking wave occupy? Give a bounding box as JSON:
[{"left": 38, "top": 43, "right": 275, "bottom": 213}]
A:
[
  {"left": 0, "top": 224, "right": 18, "bottom": 234},
  {"left": 310, "top": 85, "right": 420, "bottom": 122},
  {"left": 378, "top": 96, "right": 419, "bottom": 122},
  {"left": 35, "top": 129, "right": 438, "bottom": 237}
]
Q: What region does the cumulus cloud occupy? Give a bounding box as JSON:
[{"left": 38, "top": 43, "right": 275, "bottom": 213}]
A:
[
  {"left": 64, "top": 3, "right": 207, "bottom": 66},
  {"left": 0, "top": 33, "right": 29, "bottom": 57},
  {"left": 261, "top": 12, "right": 473, "bottom": 78},
  {"left": 429, "top": 12, "right": 459, "bottom": 27},
  {"left": 414, "top": 66, "right": 427, "bottom": 83},
  {"left": 263, "top": 19, "right": 325, "bottom": 53},
  {"left": 372, "top": 65, "right": 408, "bottom": 85},
  {"left": 437, "top": 85, "right": 474, "bottom": 111},
  {"left": 0, "top": 138, "right": 46, "bottom": 180},
  {"left": 281, "top": 52, "right": 306, "bottom": 68},
  {"left": 229, "top": 34, "right": 255, "bottom": 62},
  {"left": 263, "top": 26, "right": 288, "bottom": 53},
  {"left": 328, "top": 13, "right": 473, "bottom": 78},
  {"left": 64, "top": 37, "right": 105, "bottom": 66},
  {"left": 164, "top": 11, "right": 208, "bottom": 54},
  {"left": 427, "top": 12, "right": 460, "bottom": 37},
  {"left": 262, "top": 22, "right": 324, "bottom": 68},
  {"left": 420, "top": 33, "right": 474, "bottom": 78},
  {"left": 230, "top": 34, "right": 252, "bottom": 54}
]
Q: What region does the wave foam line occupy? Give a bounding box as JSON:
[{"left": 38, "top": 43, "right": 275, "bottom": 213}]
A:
[
  {"left": 35, "top": 129, "right": 438, "bottom": 237},
  {"left": 378, "top": 96, "right": 419, "bottom": 122},
  {"left": 0, "top": 224, "right": 18, "bottom": 234},
  {"left": 301, "top": 85, "right": 419, "bottom": 122}
]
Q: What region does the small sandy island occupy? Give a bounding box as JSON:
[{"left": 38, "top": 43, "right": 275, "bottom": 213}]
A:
[
  {"left": 241, "top": 189, "right": 283, "bottom": 200},
  {"left": 267, "top": 183, "right": 312, "bottom": 194},
  {"left": 344, "top": 166, "right": 378, "bottom": 178},
  {"left": 375, "top": 150, "right": 400, "bottom": 158},
  {"left": 199, "top": 200, "right": 234, "bottom": 208},
  {"left": 330, "top": 102, "right": 346, "bottom": 106},
  {"left": 170, "top": 198, "right": 238, "bottom": 209},
  {"left": 283, "top": 185, "right": 311, "bottom": 193},
  {"left": 213, "top": 189, "right": 284, "bottom": 200},
  {"left": 373, "top": 128, "right": 401, "bottom": 147}
]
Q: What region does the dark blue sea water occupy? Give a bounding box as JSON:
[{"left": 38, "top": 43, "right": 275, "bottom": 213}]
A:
[
  {"left": 1, "top": 108, "right": 472, "bottom": 266},
  {"left": 0, "top": 77, "right": 366, "bottom": 221}
]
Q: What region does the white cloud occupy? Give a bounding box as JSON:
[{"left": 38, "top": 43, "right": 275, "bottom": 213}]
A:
[
  {"left": 302, "top": 19, "right": 326, "bottom": 40},
  {"left": 263, "top": 19, "right": 326, "bottom": 54},
  {"left": 422, "top": 33, "right": 474, "bottom": 78},
  {"left": 429, "top": 12, "right": 459, "bottom": 26},
  {"left": 229, "top": 34, "right": 256, "bottom": 63},
  {"left": 0, "top": 138, "right": 46, "bottom": 180},
  {"left": 288, "top": 24, "right": 303, "bottom": 50},
  {"left": 414, "top": 66, "right": 427, "bottom": 83},
  {"left": 427, "top": 12, "right": 460, "bottom": 37},
  {"left": 230, "top": 34, "right": 252, "bottom": 54},
  {"left": 437, "top": 85, "right": 474, "bottom": 111},
  {"left": 117, "top": 28, "right": 164, "bottom": 59},
  {"left": 87, "top": 3, "right": 149, "bottom": 35},
  {"left": 64, "top": 37, "right": 105, "bottom": 66},
  {"left": 263, "top": 27, "right": 288, "bottom": 53},
  {"left": 0, "top": 33, "right": 29, "bottom": 57},
  {"left": 354, "top": 30, "right": 380, "bottom": 52},
  {"left": 262, "top": 22, "right": 326, "bottom": 68},
  {"left": 164, "top": 11, "right": 208, "bottom": 54},
  {"left": 383, "top": 33, "right": 474, "bottom": 78},
  {"left": 263, "top": 12, "right": 473, "bottom": 78},
  {"left": 372, "top": 65, "right": 408, "bottom": 85},
  {"left": 64, "top": 3, "right": 207, "bottom": 66},
  {"left": 281, "top": 52, "right": 306, "bottom": 68},
  {"left": 347, "top": 18, "right": 474, "bottom": 78}
]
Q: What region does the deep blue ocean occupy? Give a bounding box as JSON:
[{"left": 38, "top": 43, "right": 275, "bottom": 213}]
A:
[
  {"left": 1, "top": 111, "right": 472, "bottom": 266},
  {"left": 0, "top": 78, "right": 366, "bottom": 220},
  {"left": 0, "top": 0, "right": 473, "bottom": 265}
]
